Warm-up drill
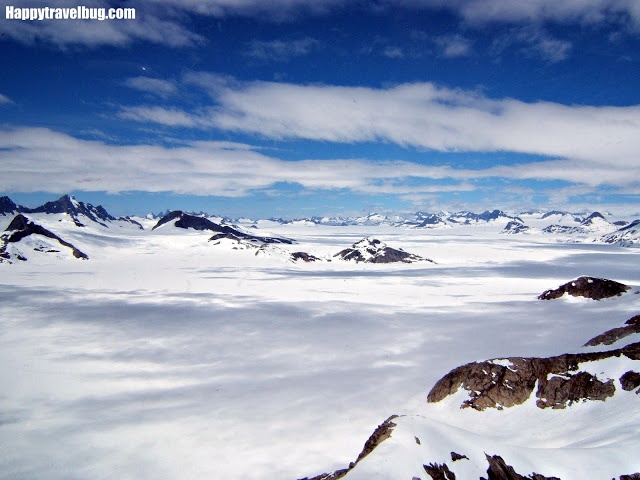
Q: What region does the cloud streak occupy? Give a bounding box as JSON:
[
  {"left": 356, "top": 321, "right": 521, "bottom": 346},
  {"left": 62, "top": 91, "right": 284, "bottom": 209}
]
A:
[
  {"left": 120, "top": 76, "right": 640, "bottom": 170},
  {"left": 2, "top": 0, "right": 638, "bottom": 49},
  {"left": 0, "top": 126, "right": 638, "bottom": 201},
  {"left": 245, "top": 38, "right": 319, "bottom": 61}
]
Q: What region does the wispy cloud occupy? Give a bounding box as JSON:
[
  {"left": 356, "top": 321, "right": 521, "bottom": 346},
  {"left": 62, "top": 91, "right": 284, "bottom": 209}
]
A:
[
  {"left": 2, "top": 0, "right": 638, "bottom": 50},
  {"left": 0, "top": 94, "right": 13, "bottom": 104},
  {"left": 434, "top": 34, "right": 472, "bottom": 58},
  {"left": 1, "top": 8, "right": 204, "bottom": 49},
  {"left": 118, "top": 106, "right": 200, "bottom": 127},
  {"left": 403, "top": 0, "right": 640, "bottom": 28},
  {"left": 124, "top": 77, "right": 178, "bottom": 98},
  {"left": 382, "top": 46, "right": 404, "bottom": 58},
  {"left": 119, "top": 75, "right": 640, "bottom": 172},
  {"left": 1, "top": 126, "right": 639, "bottom": 201},
  {"left": 245, "top": 38, "right": 319, "bottom": 61}
]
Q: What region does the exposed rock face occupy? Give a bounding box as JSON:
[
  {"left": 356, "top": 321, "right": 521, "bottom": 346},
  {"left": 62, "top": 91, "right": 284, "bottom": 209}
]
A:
[
  {"left": 153, "top": 211, "right": 293, "bottom": 244},
  {"left": 26, "top": 194, "right": 116, "bottom": 227},
  {"left": 619, "top": 371, "right": 640, "bottom": 392},
  {"left": 501, "top": 221, "right": 531, "bottom": 234},
  {"left": 481, "top": 454, "right": 560, "bottom": 480},
  {"left": 599, "top": 219, "right": 640, "bottom": 247},
  {"left": 0, "top": 196, "right": 20, "bottom": 215},
  {"left": 451, "top": 452, "right": 468, "bottom": 462},
  {"left": 427, "top": 342, "right": 640, "bottom": 410},
  {"left": 424, "top": 462, "right": 456, "bottom": 480},
  {"left": 584, "top": 315, "right": 640, "bottom": 346},
  {"left": 538, "top": 276, "right": 630, "bottom": 301},
  {"left": 0, "top": 214, "right": 88, "bottom": 262},
  {"left": 290, "top": 252, "right": 320, "bottom": 262},
  {"left": 296, "top": 415, "right": 399, "bottom": 480},
  {"left": 333, "top": 237, "right": 434, "bottom": 264},
  {"left": 417, "top": 214, "right": 446, "bottom": 228},
  {"left": 542, "top": 225, "right": 572, "bottom": 234}
]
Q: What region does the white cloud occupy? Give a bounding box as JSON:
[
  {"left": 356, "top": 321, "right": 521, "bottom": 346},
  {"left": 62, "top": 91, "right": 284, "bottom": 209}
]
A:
[
  {"left": 2, "top": 0, "right": 637, "bottom": 50},
  {"left": 382, "top": 46, "right": 404, "bottom": 58},
  {"left": 121, "top": 76, "right": 640, "bottom": 173},
  {"left": 0, "top": 94, "right": 13, "bottom": 104},
  {"left": 123, "top": 77, "right": 178, "bottom": 98},
  {"left": 397, "top": 0, "right": 640, "bottom": 27},
  {"left": 150, "top": 0, "right": 344, "bottom": 20},
  {"left": 0, "top": 0, "right": 204, "bottom": 48},
  {"left": 516, "top": 26, "right": 572, "bottom": 62},
  {"left": 434, "top": 34, "right": 472, "bottom": 57},
  {"left": 245, "top": 38, "right": 319, "bottom": 61},
  {"left": 118, "top": 106, "right": 200, "bottom": 127},
  {"left": 0, "top": 126, "right": 638, "bottom": 200}
]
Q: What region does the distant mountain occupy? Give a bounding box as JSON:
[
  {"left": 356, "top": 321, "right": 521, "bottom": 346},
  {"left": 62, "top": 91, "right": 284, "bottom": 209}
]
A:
[
  {"left": 414, "top": 213, "right": 447, "bottom": 228},
  {"left": 333, "top": 237, "right": 434, "bottom": 264},
  {"left": 0, "top": 196, "right": 22, "bottom": 216},
  {"left": 13, "top": 194, "right": 142, "bottom": 229},
  {"left": 446, "top": 209, "right": 514, "bottom": 224},
  {"left": 598, "top": 219, "right": 640, "bottom": 247},
  {"left": 153, "top": 210, "right": 294, "bottom": 244},
  {"left": 501, "top": 220, "right": 532, "bottom": 234},
  {"left": 540, "top": 210, "right": 582, "bottom": 222},
  {"left": 0, "top": 214, "right": 88, "bottom": 263},
  {"left": 25, "top": 194, "right": 114, "bottom": 227}
]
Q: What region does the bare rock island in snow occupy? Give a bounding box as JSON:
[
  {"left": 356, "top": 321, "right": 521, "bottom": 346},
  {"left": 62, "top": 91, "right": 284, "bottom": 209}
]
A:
[
  {"left": 538, "top": 276, "right": 630, "bottom": 301},
  {"left": 333, "top": 237, "right": 435, "bottom": 264}
]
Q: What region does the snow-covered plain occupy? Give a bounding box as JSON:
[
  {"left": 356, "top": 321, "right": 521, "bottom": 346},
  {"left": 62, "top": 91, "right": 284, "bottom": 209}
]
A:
[{"left": 1, "top": 212, "right": 639, "bottom": 479}]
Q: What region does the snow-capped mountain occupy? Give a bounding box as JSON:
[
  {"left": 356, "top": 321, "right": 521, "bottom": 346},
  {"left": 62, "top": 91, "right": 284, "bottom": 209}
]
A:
[
  {"left": 0, "top": 196, "right": 22, "bottom": 216},
  {"left": 0, "top": 214, "right": 88, "bottom": 263},
  {"left": 501, "top": 219, "right": 533, "bottom": 234},
  {"left": 597, "top": 219, "right": 640, "bottom": 247},
  {"left": 333, "top": 237, "right": 434, "bottom": 264},
  {"left": 153, "top": 210, "right": 294, "bottom": 244},
  {"left": 577, "top": 211, "right": 616, "bottom": 234}
]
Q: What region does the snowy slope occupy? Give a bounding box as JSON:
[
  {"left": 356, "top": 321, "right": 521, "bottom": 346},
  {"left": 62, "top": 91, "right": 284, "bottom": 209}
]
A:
[{"left": 1, "top": 195, "right": 640, "bottom": 480}]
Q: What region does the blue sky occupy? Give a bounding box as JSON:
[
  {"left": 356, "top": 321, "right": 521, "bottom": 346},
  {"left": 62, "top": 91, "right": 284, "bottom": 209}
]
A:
[{"left": 1, "top": 0, "right": 640, "bottom": 218}]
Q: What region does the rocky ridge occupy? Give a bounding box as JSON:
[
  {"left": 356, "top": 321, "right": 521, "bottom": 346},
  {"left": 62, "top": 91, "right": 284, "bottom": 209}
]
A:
[{"left": 0, "top": 214, "right": 89, "bottom": 262}]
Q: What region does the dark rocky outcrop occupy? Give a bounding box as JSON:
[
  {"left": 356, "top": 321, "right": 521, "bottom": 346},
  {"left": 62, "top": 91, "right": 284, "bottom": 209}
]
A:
[
  {"left": 501, "top": 221, "right": 531, "bottom": 234},
  {"left": 424, "top": 462, "right": 456, "bottom": 480},
  {"left": 0, "top": 196, "right": 20, "bottom": 215},
  {"left": 619, "top": 371, "right": 640, "bottom": 392},
  {"left": 538, "top": 276, "right": 630, "bottom": 301},
  {"left": 151, "top": 210, "right": 184, "bottom": 230},
  {"left": 427, "top": 342, "right": 640, "bottom": 410},
  {"left": 417, "top": 214, "right": 446, "bottom": 228},
  {"left": 153, "top": 211, "right": 293, "bottom": 244},
  {"left": 0, "top": 214, "right": 88, "bottom": 261},
  {"left": 297, "top": 415, "right": 399, "bottom": 480},
  {"left": 451, "top": 452, "right": 468, "bottom": 462},
  {"left": 334, "top": 237, "right": 434, "bottom": 264},
  {"left": 481, "top": 454, "right": 560, "bottom": 480},
  {"left": 26, "top": 194, "right": 115, "bottom": 227},
  {"left": 291, "top": 252, "right": 321, "bottom": 262},
  {"left": 584, "top": 316, "right": 640, "bottom": 346},
  {"left": 542, "top": 225, "right": 572, "bottom": 234}
]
